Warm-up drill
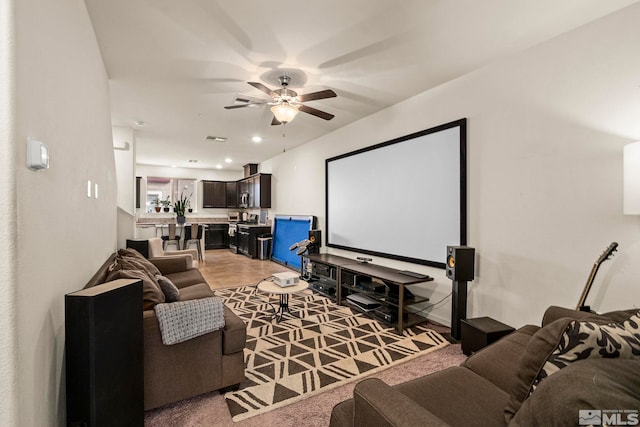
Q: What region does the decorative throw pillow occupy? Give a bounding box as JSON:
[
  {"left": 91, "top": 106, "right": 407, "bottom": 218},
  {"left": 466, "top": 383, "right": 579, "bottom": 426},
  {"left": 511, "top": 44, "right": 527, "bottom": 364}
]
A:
[
  {"left": 106, "top": 268, "right": 165, "bottom": 310},
  {"left": 509, "top": 358, "right": 640, "bottom": 427},
  {"left": 532, "top": 311, "right": 640, "bottom": 389},
  {"left": 115, "top": 253, "right": 161, "bottom": 278},
  {"left": 156, "top": 275, "right": 180, "bottom": 302},
  {"left": 154, "top": 297, "right": 226, "bottom": 345},
  {"left": 117, "top": 248, "right": 146, "bottom": 260},
  {"left": 504, "top": 311, "right": 640, "bottom": 422}
]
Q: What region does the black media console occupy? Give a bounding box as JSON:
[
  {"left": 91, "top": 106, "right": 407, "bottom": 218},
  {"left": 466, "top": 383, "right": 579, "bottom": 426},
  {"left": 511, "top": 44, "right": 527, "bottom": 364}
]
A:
[{"left": 304, "top": 254, "right": 433, "bottom": 333}]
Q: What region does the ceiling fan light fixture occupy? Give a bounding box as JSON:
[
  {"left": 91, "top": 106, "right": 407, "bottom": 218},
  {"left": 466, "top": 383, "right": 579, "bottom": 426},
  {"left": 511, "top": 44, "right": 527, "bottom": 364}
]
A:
[{"left": 271, "top": 103, "right": 299, "bottom": 123}]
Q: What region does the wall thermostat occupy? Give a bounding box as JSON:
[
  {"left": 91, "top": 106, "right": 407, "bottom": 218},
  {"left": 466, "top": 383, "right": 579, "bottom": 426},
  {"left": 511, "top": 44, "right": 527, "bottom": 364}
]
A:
[{"left": 27, "top": 139, "right": 49, "bottom": 171}]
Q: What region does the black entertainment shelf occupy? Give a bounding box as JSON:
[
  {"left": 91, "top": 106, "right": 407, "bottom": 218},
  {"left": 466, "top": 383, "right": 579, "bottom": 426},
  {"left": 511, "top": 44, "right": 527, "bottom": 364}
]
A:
[{"left": 304, "top": 254, "right": 434, "bottom": 333}]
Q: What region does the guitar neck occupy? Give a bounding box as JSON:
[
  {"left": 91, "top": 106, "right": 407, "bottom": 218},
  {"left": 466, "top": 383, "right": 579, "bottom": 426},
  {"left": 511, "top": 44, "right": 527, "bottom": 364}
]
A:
[{"left": 576, "top": 262, "right": 601, "bottom": 311}]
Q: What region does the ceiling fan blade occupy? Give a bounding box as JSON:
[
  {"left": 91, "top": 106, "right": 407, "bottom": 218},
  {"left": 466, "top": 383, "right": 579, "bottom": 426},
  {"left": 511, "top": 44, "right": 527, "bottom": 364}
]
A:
[
  {"left": 224, "top": 102, "right": 265, "bottom": 109},
  {"left": 298, "top": 104, "right": 335, "bottom": 121},
  {"left": 297, "top": 89, "right": 337, "bottom": 102},
  {"left": 271, "top": 116, "right": 282, "bottom": 126},
  {"left": 248, "top": 81, "right": 276, "bottom": 97}
]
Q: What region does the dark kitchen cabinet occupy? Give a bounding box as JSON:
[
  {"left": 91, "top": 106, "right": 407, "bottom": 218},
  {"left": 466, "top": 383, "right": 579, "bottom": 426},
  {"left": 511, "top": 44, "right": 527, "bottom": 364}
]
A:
[
  {"left": 204, "top": 223, "right": 229, "bottom": 249},
  {"left": 136, "top": 176, "right": 141, "bottom": 209},
  {"left": 238, "top": 225, "right": 271, "bottom": 258},
  {"left": 253, "top": 174, "right": 271, "bottom": 208},
  {"left": 202, "top": 173, "right": 271, "bottom": 209},
  {"left": 238, "top": 174, "right": 271, "bottom": 208},
  {"left": 225, "top": 182, "right": 238, "bottom": 208},
  {"left": 202, "top": 180, "right": 227, "bottom": 208}
]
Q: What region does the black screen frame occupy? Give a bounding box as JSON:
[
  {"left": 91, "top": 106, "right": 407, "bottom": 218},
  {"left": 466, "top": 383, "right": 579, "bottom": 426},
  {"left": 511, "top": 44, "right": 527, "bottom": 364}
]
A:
[{"left": 325, "top": 118, "right": 467, "bottom": 268}]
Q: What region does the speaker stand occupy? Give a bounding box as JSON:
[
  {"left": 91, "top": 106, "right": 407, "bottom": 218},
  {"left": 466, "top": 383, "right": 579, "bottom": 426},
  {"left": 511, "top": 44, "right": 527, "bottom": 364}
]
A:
[{"left": 451, "top": 280, "right": 468, "bottom": 341}]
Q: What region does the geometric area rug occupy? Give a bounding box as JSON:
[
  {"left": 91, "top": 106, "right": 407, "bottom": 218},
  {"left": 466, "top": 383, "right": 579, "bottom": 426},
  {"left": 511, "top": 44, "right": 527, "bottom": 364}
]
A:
[{"left": 215, "top": 286, "right": 449, "bottom": 422}]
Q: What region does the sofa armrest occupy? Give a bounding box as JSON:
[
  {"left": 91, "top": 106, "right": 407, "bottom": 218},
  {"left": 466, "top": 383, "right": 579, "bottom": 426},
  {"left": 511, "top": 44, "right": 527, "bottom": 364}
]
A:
[
  {"left": 353, "top": 378, "right": 450, "bottom": 427},
  {"left": 222, "top": 306, "right": 246, "bottom": 355},
  {"left": 164, "top": 248, "right": 199, "bottom": 262},
  {"left": 149, "top": 255, "right": 191, "bottom": 274},
  {"left": 142, "top": 309, "right": 223, "bottom": 410}
]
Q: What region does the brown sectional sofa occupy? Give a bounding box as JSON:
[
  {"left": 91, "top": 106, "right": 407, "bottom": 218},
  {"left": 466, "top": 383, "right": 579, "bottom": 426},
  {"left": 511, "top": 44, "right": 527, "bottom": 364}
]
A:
[
  {"left": 330, "top": 306, "right": 640, "bottom": 427},
  {"left": 84, "top": 249, "right": 246, "bottom": 410}
]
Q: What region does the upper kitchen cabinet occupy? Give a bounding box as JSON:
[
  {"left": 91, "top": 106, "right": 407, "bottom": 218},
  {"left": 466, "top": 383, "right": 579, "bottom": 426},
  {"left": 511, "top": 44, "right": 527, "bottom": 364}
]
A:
[
  {"left": 239, "top": 173, "right": 272, "bottom": 208},
  {"left": 202, "top": 180, "right": 227, "bottom": 208},
  {"left": 225, "top": 181, "right": 238, "bottom": 208},
  {"left": 202, "top": 174, "right": 271, "bottom": 209},
  {"left": 253, "top": 174, "right": 271, "bottom": 208}
]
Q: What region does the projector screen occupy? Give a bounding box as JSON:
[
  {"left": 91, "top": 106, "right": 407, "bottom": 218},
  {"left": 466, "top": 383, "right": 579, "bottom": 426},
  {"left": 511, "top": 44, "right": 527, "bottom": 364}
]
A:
[{"left": 326, "top": 119, "right": 467, "bottom": 268}]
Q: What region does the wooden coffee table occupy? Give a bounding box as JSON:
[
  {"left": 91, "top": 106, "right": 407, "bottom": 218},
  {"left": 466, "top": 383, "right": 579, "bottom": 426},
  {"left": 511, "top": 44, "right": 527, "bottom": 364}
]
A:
[{"left": 256, "top": 279, "right": 308, "bottom": 323}]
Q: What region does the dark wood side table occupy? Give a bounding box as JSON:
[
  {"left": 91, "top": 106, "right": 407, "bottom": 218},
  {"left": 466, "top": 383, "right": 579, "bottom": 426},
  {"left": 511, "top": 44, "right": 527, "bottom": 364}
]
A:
[{"left": 461, "top": 317, "right": 515, "bottom": 356}]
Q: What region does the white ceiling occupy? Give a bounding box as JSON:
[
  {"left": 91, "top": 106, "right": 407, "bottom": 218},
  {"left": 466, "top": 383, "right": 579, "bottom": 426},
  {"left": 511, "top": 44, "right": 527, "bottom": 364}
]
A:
[{"left": 84, "top": 0, "right": 638, "bottom": 171}]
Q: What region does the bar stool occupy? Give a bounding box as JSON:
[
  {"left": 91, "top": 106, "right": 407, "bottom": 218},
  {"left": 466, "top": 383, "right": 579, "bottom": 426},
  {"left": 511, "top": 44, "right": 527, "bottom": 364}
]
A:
[
  {"left": 183, "top": 224, "right": 204, "bottom": 261},
  {"left": 161, "top": 223, "right": 181, "bottom": 251}
]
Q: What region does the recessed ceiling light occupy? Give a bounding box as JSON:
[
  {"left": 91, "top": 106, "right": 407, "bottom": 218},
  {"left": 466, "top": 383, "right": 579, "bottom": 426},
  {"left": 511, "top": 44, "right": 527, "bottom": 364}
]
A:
[
  {"left": 135, "top": 120, "right": 145, "bottom": 127},
  {"left": 188, "top": 159, "right": 199, "bottom": 163},
  {"left": 225, "top": 157, "right": 232, "bottom": 163},
  {"left": 205, "top": 136, "right": 227, "bottom": 142},
  {"left": 216, "top": 164, "right": 222, "bottom": 169},
  {"left": 171, "top": 165, "right": 177, "bottom": 168},
  {"left": 252, "top": 136, "right": 262, "bottom": 143}
]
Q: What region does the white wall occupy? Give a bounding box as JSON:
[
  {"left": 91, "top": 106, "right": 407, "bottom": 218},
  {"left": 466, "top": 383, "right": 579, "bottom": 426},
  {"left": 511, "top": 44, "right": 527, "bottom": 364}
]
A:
[
  {"left": 114, "top": 126, "right": 136, "bottom": 248},
  {"left": 15, "top": 0, "right": 117, "bottom": 425},
  {"left": 0, "top": 0, "right": 18, "bottom": 424},
  {"left": 113, "top": 126, "right": 135, "bottom": 212},
  {"left": 262, "top": 4, "right": 640, "bottom": 328}
]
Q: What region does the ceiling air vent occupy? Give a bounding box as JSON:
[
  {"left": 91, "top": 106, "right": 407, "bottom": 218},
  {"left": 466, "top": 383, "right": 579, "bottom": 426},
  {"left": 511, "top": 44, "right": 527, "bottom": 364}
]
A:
[
  {"left": 204, "top": 136, "right": 227, "bottom": 142},
  {"left": 233, "top": 93, "right": 265, "bottom": 107}
]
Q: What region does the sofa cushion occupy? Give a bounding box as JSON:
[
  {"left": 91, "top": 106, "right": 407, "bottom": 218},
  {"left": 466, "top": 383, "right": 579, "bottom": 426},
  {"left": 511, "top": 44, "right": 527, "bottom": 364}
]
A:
[
  {"left": 509, "top": 359, "right": 640, "bottom": 427},
  {"left": 505, "top": 311, "right": 639, "bottom": 422},
  {"left": 114, "top": 252, "right": 162, "bottom": 279},
  {"left": 463, "top": 324, "right": 539, "bottom": 394},
  {"left": 165, "top": 268, "right": 208, "bottom": 289},
  {"left": 154, "top": 297, "right": 226, "bottom": 345},
  {"left": 178, "top": 283, "right": 215, "bottom": 301},
  {"left": 107, "top": 268, "right": 165, "bottom": 310},
  {"left": 156, "top": 275, "right": 180, "bottom": 302},
  {"left": 394, "top": 366, "right": 510, "bottom": 427}
]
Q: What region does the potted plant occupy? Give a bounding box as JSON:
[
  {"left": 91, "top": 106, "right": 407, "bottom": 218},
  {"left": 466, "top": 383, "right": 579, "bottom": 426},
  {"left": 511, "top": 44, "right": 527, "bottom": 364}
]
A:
[
  {"left": 174, "top": 192, "right": 190, "bottom": 224},
  {"left": 152, "top": 197, "right": 161, "bottom": 213},
  {"left": 161, "top": 196, "right": 171, "bottom": 212}
]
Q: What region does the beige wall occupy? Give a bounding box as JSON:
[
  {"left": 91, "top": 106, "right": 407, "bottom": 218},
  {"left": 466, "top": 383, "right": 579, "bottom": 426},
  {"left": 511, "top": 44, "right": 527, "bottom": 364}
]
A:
[
  {"left": 14, "top": 0, "right": 117, "bottom": 425},
  {"left": 0, "top": 0, "right": 18, "bottom": 424},
  {"left": 262, "top": 3, "right": 640, "bottom": 328}
]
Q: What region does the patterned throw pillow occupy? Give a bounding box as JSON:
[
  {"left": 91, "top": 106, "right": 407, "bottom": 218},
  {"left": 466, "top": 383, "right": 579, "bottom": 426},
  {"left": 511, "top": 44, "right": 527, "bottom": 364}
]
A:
[
  {"left": 532, "top": 311, "right": 640, "bottom": 391},
  {"left": 505, "top": 310, "right": 639, "bottom": 422}
]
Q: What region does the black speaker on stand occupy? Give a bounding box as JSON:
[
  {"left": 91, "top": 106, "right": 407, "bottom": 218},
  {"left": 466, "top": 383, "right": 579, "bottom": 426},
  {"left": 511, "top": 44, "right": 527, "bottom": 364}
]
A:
[
  {"left": 307, "top": 230, "right": 321, "bottom": 255},
  {"left": 446, "top": 246, "right": 475, "bottom": 341}
]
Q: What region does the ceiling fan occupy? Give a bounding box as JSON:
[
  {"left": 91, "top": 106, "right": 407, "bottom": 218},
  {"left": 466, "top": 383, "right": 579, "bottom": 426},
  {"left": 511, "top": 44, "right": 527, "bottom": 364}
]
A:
[{"left": 224, "top": 75, "right": 337, "bottom": 125}]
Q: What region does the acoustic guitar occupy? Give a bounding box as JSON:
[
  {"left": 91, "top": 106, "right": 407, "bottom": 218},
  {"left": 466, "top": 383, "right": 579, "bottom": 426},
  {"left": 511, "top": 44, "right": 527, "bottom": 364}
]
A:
[{"left": 576, "top": 242, "right": 618, "bottom": 312}]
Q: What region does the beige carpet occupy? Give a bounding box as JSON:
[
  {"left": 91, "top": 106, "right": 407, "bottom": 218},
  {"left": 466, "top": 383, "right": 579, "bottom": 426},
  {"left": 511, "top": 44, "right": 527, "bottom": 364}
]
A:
[{"left": 216, "top": 286, "right": 450, "bottom": 422}]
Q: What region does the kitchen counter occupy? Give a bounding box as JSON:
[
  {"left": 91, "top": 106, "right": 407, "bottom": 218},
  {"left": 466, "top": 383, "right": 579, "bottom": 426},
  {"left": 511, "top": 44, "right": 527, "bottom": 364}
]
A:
[{"left": 136, "top": 216, "right": 229, "bottom": 225}]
